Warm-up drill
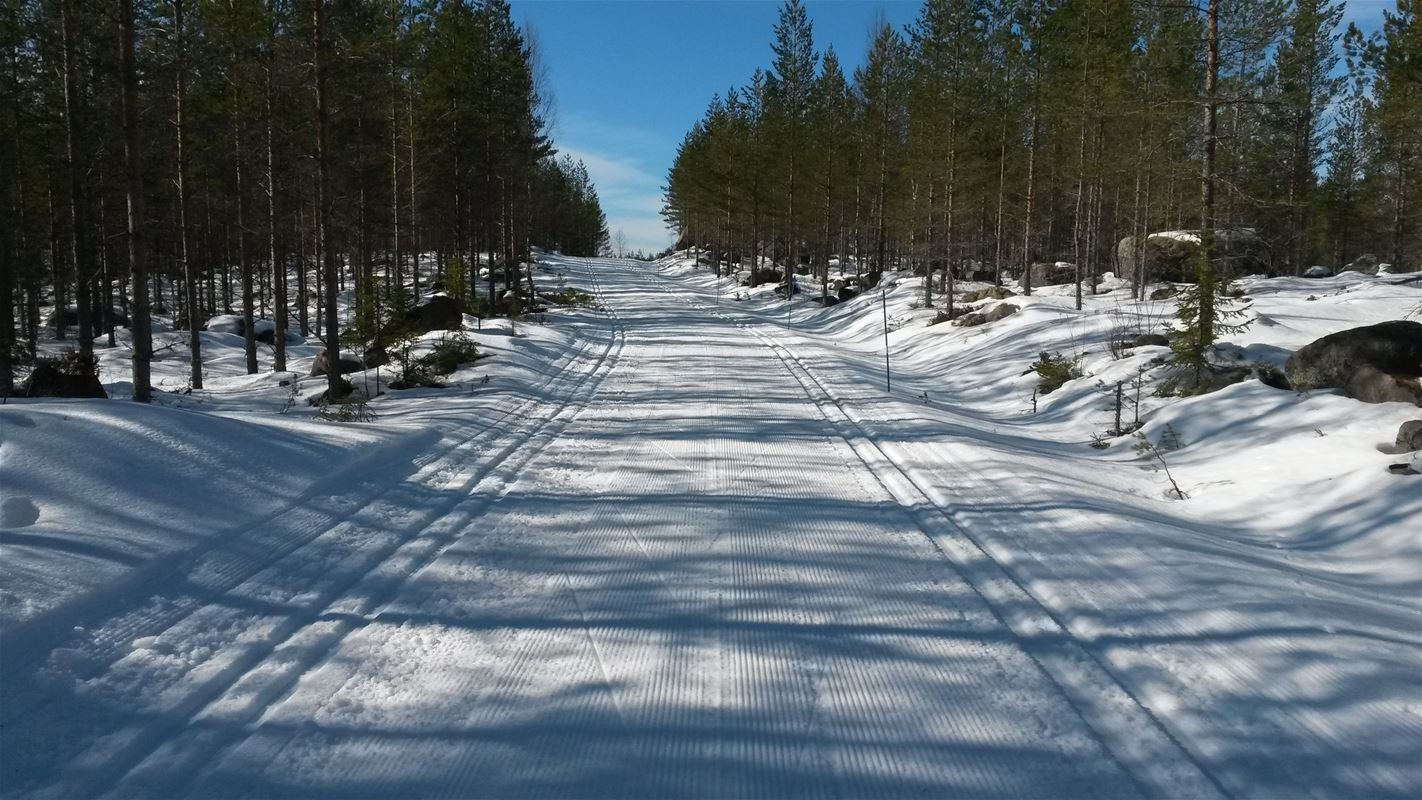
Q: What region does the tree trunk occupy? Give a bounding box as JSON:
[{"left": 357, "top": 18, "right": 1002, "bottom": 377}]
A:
[
  {"left": 61, "top": 0, "right": 93, "bottom": 361},
  {"left": 1196, "top": 0, "right": 1220, "bottom": 354},
  {"left": 944, "top": 117, "right": 957, "bottom": 316},
  {"left": 994, "top": 121, "right": 1007, "bottom": 287},
  {"left": 120, "top": 0, "right": 151, "bottom": 402},
  {"left": 389, "top": 0, "right": 401, "bottom": 305},
  {"left": 174, "top": 0, "right": 201, "bottom": 389},
  {"left": 297, "top": 205, "right": 309, "bottom": 335},
  {"left": 314, "top": 0, "right": 340, "bottom": 397},
  {"left": 406, "top": 0, "right": 420, "bottom": 302},
  {"left": 236, "top": 105, "right": 257, "bottom": 374},
  {"left": 266, "top": 3, "right": 287, "bottom": 373}
]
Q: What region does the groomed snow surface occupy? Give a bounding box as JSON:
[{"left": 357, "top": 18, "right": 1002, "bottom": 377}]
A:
[{"left": 1, "top": 254, "right": 1419, "bottom": 798}]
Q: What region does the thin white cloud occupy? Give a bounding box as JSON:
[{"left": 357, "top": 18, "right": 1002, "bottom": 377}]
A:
[
  {"left": 559, "top": 146, "right": 661, "bottom": 192},
  {"left": 554, "top": 133, "right": 673, "bottom": 254}
]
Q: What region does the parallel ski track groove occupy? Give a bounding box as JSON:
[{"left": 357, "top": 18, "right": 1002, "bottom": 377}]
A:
[
  {"left": 1, "top": 322, "right": 599, "bottom": 731},
  {"left": 882, "top": 432, "right": 1416, "bottom": 799},
  {"left": 649, "top": 280, "right": 1110, "bottom": 797},
  {"left": 23, "top": 261, "right": 626, "bottom": 800},
  {"left": 654, "top": 271, "right": 1228, "bottom": 800},
  {"left": 159, "top": 258, "right": 627, "bottom": 800}
]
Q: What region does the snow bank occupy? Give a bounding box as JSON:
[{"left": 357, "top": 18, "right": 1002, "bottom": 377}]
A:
[{"left": 0, "top": 400, "right": 423, "bottom": 639}]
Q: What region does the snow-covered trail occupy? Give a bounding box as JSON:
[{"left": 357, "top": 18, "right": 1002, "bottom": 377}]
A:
[{"left": 4, "top": 257, "right": 1414, "bottom": 798}]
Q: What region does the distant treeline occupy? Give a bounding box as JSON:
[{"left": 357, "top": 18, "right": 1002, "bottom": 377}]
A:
[{"left": 663, "top": 0, "right": 1419, "bottom": 296}]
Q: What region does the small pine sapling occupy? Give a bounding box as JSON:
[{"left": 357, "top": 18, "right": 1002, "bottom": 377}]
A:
[
  {"left": 1133, "top": 423, "right": 1187, "bottom": 499},
  {"left": 1031, "top": 350, "right": 1085, "bottom": 395},
  {"left": 1169, "top": 278, "right": 1252, "bottom": 386},
  {"left": 278, "top": 379, "right": 300, "bottom": 415},
  {"left": 317, "top": 393, "right": 376, "bottom": 422}
]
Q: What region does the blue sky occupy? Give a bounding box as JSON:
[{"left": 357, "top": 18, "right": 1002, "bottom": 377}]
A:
[{"left": 512, "top": 0, "right": 1396, "bottom": 255}]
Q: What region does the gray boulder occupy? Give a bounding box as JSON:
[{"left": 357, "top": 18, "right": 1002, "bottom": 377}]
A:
[
  {"left": 1171, "top": 366, "right": 1251, "bottom": 396},
  {"left": 983, "top": 303, "right": 1020, "bottom": 323},
  {"left": 931, "top": 307, "right": 967, "bottom": 326},
  {"left": 48, "top": 306, "right": 129, "bottom": 332},
  {"left": 1302, "top": 265, "right": 1333, "bottom": 278},
  {"left": 1285, "top": 321, "right": 1422, "bottom": 404},
  {"left": 1344, "top": 365, "right": 1422, "bottom": 404},
  {"left": 1028, "top": 262, "right": 1077, "bottom": 287},
  {"left": 409, "top": 295, "right": 463, "bottom": 334},
  {"left": 204, "top": 314, "right": 247, "bottom": 335},
  {"left": 961, "top": 286, "right": 1016, "bottom": 304},
  {"left": 24, "top": 361, "right": 106, "bottom": 398},
  {"left": 253, "top": 319, "right": 303, "bottom": 346},
  {"left": 309, "top": 349, "right": 365, "bottom": 377},
  {"left": 1117, "top": 229, "right": 1272, "bottom": 284},
  {"left": 1133, "top": 333, "right": 1171, "bottom": 348},
  {"left": 1344, "top": 254, "right": 1378, "bottom": 274},
  {"left": 1393, "top": 420, "right": 1422, "bottom": 453}
]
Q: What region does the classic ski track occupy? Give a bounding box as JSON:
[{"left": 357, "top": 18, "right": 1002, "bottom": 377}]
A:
[
  {"left": 769, "top": 306, "right": 1420, "bottom": 798},
  {"left": 20, "top": 259, "right": 1365, "bottom": 798},
  {"left": 652, "top": 271, "right": 1228, "bottom": 800},
  {"left": 604, "top": 272, "right": 1142, "bottom": 797},
  {"left": 708, "top": 299, "right": 1129, "bottom": 799},
  {"left": 16, "top": 262, "right": 627, "bottom": 800},
  {"left": 123, "top": 260, "right": 629, "bottom": 800},
  {"left": 181, "top": 262, "right": 705, "bottom": 799},
  {"left": 873, "top": 434, "right": 1368, "bottom": 800},
  {"left": 182, "top": 261, "right": 1129, "bottom": 798},
  {"left": 894, "top": 439, "right": 1420, "bottom": 799}
]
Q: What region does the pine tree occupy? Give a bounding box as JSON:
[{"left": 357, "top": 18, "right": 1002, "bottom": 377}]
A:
[
  {"left": 1365, "top": 0, "right": 1421, "bottom": 269},
  {"left": 855, "top": 23, "right": 909, "bottom": 281},
  {"left": 1271, "top": 0, "right": 1343, "bottom": 273},
  {"left": 767, "top": 0, "right": 817, "bottom": 289},
  {"left": 119, "top": 0, "right": 152, "bottom": 402}
]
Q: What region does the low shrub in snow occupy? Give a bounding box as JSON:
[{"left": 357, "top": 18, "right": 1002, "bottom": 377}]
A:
[
  {"left": 388, "top": 333, "right": 483, "bottom": 390},
  {"left": 428, "top": 334, "right": 483, "bottom": 375},
  {"left": 542, "top": 288, "right": 596, "bottom": 308},
  {"left": 1031, "top": 351, "right": 1085, "bottom": 395},
  {"left": 316, "top": 394, "right": 377, "bottom": 422}
]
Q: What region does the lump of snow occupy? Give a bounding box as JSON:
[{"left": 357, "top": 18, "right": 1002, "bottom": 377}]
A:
[{"left": 204, "top": 315, "right": 245, "bottom": 335}]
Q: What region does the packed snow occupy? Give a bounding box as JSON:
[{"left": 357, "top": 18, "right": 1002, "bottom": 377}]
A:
[{"left": 1, "top": 253, "right": 1418, "bottom": 798}]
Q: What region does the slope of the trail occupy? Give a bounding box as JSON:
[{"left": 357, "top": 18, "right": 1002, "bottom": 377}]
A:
[{"left": 656, "top": 254, "right": 1422, "bottom": 799}]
